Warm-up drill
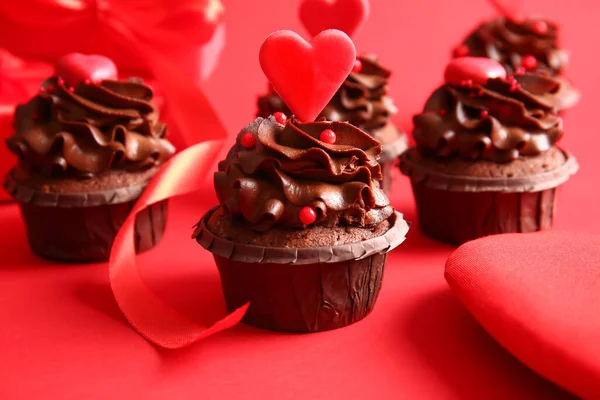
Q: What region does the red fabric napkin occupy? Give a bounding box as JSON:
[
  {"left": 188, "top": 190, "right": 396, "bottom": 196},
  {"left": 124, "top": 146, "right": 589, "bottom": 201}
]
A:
[{"left": 445, "top": 231, "right": 600, "bottom": 399}]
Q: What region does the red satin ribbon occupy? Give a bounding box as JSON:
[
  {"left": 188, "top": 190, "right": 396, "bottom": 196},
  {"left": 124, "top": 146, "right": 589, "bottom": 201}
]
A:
[{"left": 109, "top": 140, "right": 249, "bottom": 349}]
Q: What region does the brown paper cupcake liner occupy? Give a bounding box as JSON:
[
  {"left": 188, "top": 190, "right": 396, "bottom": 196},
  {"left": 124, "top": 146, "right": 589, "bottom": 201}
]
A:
[
  {"left": 399, "top": 147, "right": 577, "bottom": 245},
  {"left": 194, "top": 207, "right": 409, "bottom": 332},
  {"left": 4, "top": 171, "right": 146, "bottom": 207},
  {"left": 399, "top": 148, "right": 578, "bottom": 193},
  {"left": 194, "top": 207, "right": 409, "bottom": 265},
  {"left": 5, "top": 172, "right": 167, "bottom": 262}
]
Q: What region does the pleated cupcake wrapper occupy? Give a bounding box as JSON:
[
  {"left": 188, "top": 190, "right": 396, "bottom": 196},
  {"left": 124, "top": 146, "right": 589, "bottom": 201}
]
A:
[
  {"left": 194, "top": 207, "right": 410, "bottom": 265},
  {"left": 399, "top": 148, "right": 579, "bottom": 193},
  {"left": 4, "top": 170, "right": 147, "bottom": 207},
  {"left": 379, "top": 134, "right": 409, "bottom": 164}
]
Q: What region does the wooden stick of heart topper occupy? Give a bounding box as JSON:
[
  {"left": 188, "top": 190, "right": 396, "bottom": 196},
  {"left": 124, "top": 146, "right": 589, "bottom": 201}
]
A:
[{"left": 108, "top": 29, "right": 357, "bottom": 349}]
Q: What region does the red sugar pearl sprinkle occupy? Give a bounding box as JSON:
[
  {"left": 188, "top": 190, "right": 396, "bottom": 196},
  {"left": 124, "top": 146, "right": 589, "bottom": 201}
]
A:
[
  {"left": 531, "top": 20, "right": 548, "bottom": 35},
  {"left": 68, "top": 87, "right": 75, "bottom": 93},
  {"left": 46, "top": 85, "right": 55, "bottom": 93},
  {"left": 439, "top": 109, "right": 447, "bottom": 116},
  {"left": 352, "top": 59, "right": 363, "bottom": 73},
  {"left": 240, "top": 132, "right": 256, "bottom": 149},
  {"left": 273, "top": 112, "right": 287, "bottom": 125},
  {"left": 515, "top": 66, "right": 526, "bottom": 76},
  {"left": 453, "top": 44, "right": 469, "bottom": 58},
  {"left": 480, "top": 110, "right": 489, "bottom": 118},
  {"left": 522, "top": 55, "right": 537, "bottom": 71},
  {"left": 319, "top": 129, "right": 336, "bottom": 144},
  {"left": 84, "top": 79, "right": 91, "bottom": 85},
  {"left": 57, "top": 78, "right": 65, "bottom": 86},
  {"left": 299, "top": 206, "right": 317, "bottom": 225}
]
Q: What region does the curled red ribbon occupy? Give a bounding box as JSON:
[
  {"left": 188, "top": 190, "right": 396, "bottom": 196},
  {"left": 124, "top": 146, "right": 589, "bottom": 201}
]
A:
[{"left": 109, "top": 140, "right": 249, "bottom": 348}]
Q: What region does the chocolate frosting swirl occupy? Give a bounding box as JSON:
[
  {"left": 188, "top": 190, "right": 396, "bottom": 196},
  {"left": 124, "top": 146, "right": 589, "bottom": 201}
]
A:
[
  {"left": 215, "top": 117, "right": 393, "bottom": 231},
  {"left": 257, "top": 55, "right": 397, "bottom": 134},
  {"left": 6, "top": 77, "right": 175, "bottom": 177},
  {"left": 461, "top": 17, "right": 567, "bottom": 75},
  {"left": 413, "top": 73, "right": 563, "bottom": 163}
]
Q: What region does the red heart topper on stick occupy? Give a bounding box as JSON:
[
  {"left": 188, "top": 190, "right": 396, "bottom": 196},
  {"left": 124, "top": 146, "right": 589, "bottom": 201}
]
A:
[
  {"left": 487, "top": 0, "right": 524, "bottom": 22},
  {"left": 259, "top": 29, "right": 356, "bottom": 122},
  {"left": 299, "top": 0, "right": 370, "bottom": 38}
]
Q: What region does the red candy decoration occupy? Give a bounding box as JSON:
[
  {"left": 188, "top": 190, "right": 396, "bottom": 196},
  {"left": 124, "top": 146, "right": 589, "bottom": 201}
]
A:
[
  {"left": 57, "top": 78, "right": 64, "bottom": 86},
  {"left": 55, "top": 53, "right": 118, "bottom": 87},
  {"left": 273, "top": 112, "right": 288, "bottom": 125},
  {"left": 46, "top": 85, "right": 55, "bottom": 93},
  {"left": 299, "top": 0, "right": 370, "bottom": 38},
  {"left": 68, "top": 87, "right": 75, "bottom": 93},
  {"left": 240, "top": 132, "right": 256, "bottom": 149},
  {"left": 299, "top": 206, "right": 317, "bottom": 225},
  {"left": 515, "top": 66, "right": 526, "bottom": 76},
  {"left": 352, "top": 59, "right": 363, "bottom": 73},
  {"left": 260, "top": 29, "right": 356, "bottom": 122},
  {"left": 480, "top": 110, "right": 489, "bottom": 118},
  {"left": 521, "top": 54, "right": 538, "bottom": 70},
  {"left": 319, "top": 129, "right": 336, "bottom": 144},
  {"left": 445, "top": 57, "right": 507, "bottom": 86},
  {"left": 439, "top": 109, "right": 447, "bottom": 116},
  {"left": 453, "top": 44, "right": 469, "bottom": 58},
  {"left": 531, "top": 20, "right": 548, "bottom": 35}
]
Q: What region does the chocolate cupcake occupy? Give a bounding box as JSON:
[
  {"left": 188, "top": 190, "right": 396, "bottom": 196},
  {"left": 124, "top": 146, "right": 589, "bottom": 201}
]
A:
[
  {"left": 4, "top": 54, "right": 175, "bottom": 262},
  {"left": 399, "top": 57, "right": 578, "bottom": 245},
  {"left": 453, "top": 17, "right": 579, "bottom": 112},
  {"left": 193, "top": 116, "right": 409, "bottom": 332},
  {"left": 258, "top": 55, "right": 407, "bottom": 194}
]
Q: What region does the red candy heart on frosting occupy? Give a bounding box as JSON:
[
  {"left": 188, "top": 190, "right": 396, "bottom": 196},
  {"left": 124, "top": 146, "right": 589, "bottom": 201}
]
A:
[
  {"left": 444, "top": 57, "right": 507, "bottom": 86},
  {"left": 259, "top": 29, "right": 356, "bottom": 122},
  {"left": 446, "top": 231, "right": 600, "bottom": 399},
  {"left": 55, "top": 53, "right": 118, "bottom": 87},
  {"left": 299, "top": 0, "right": 370, "bottom": 38}
]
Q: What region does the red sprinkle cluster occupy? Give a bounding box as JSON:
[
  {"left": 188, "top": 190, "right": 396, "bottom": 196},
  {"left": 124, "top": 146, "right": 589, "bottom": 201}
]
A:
[{"left": 507, "top": 75, "right": 521, "bottom": 92}]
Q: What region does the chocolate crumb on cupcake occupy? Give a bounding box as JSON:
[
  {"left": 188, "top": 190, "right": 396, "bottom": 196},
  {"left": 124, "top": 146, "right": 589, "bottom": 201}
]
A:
[
  {"left": 258, "top": 55, "right": 407, "bottom": 194},
  {"left": 194, "top": 116, "right": 409, "bottom": 332},
  {"left": 453, "top": 17, "right": 579, "bottom": 112},
  {"left": 400, "top": 57, "right": 578, "bottom": 245},
  {"left": 4, "top": 53, "right": 175, "bottom": 262}
]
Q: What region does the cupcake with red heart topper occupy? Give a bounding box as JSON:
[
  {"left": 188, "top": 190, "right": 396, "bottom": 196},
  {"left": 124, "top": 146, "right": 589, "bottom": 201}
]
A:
[
  {"left": 3, "top": 53, "right": 175, "bottom": 262},
  {"left": 452, "top": 0, "right": 579, "bottom": 112},
  {"left": 257, "top": 0, "right": 406, "bottom": 194},
  {"left": 399, "top": 57, "right": 578, "bottom": 245},
  {"left": 194, "top": 29, "right": 409, "bottom": 332}
]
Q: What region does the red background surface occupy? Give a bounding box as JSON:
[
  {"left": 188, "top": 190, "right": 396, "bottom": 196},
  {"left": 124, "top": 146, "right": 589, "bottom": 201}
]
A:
[{"left": 1, "top": 0, "right": 599, "bottom": 398}]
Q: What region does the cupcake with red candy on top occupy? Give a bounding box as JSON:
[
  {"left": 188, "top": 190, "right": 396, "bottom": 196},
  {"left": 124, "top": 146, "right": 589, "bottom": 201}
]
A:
[
  {"left": 195, "top": 29, "right": 409, "bottom": 332},
  {"left": 400, "top": 57, "right": 577, "bottom": 245},
  {"left": 4, "top": 53, "right": 174, "bottom": 262}
]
